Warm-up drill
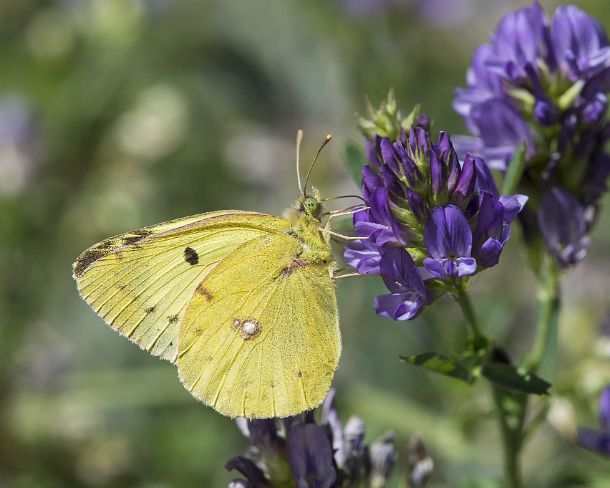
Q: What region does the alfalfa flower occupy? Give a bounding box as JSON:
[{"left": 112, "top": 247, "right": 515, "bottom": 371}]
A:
[
  {"left": 226, "top": 389, "right": 398, "bottom": 487},
  {"left": 454, "top": 2, "right": 610, "bottom": 268},
  {"left": 345, "top": 96, "right": 526, "bottom": 320}
]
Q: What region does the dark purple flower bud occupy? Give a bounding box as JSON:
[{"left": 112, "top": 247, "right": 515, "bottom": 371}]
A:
[
  {"left": 374, "top": 248, "right": 426, "bottom": 320},
  {"left": 525, "top": 62, "right": 560, "bottom": 125},
  {"left": 393, "top": 142, "right": 422, "bottom": 187},
  {"left": 225, "top": 456, "right": 270, "bottom": 488},
  {"left": 247, "top": 420, "right": 282, "bottom": 452},
  {"left": 286, "top": 424, "right": 337, "bottom": 488},
  {"left": 473, "top": 155, "right": 500, "bottom": 196},
  {"left": 429, "top": 148, "right": 446, "bottom": 200},
  {"left": 451, "top": 154, "right": 477, "bottom": 207},
  {"left": 581, "top": 92, "right": 608, "bottom": 125},
  {"left": 423, "top": 206, "right": 477, "bottom": 280},
  {"left": 538, "top": 187, "right": 591, "bottom": 267},
  {"left": 534, "top": 98, "right": 560, "bottom": 125},
  {"left": 552, "top": 5, "right": 610, "bottom": 79}
]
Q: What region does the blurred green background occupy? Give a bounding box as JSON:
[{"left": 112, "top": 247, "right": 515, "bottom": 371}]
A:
[{"left": 2, "top": 0, "right": 610, "bottom": 486}]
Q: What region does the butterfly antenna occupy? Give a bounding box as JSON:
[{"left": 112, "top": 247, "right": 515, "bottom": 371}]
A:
[
  {"left": 323, "top": 194, "right": 366, "bottom": 203},
  {"left": 303, "top": 133, "right": 333, "bottom": 196},
  {"left": 296, "top": 129, "right": 304, "bottom": 195}
]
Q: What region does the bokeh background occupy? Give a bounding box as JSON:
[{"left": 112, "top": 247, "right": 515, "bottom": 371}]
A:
[{"left": 1, "top": 0, "right": 610, "bottom": 486}]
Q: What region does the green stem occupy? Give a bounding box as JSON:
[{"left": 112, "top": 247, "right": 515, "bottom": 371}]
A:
[
  {"left": 523, "top": 255, "right": 561, "bottom": 375},
  {"left": 453, "top": 282, "right": 483, "bottom": 341},
  {"left": 453, "top": 283, "right": 523, "bottom": 488}
]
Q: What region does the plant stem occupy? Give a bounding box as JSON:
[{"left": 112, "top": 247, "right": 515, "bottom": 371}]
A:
[
  {"left": 453, "top": 282, "right": 483, "bottom": 341},
  {"left": 491, "top": 388, "right": 524, "bottom": 488},
  {"left": 453, "top": 283, "right": 523, "bottom": 488},
  {"left": 523, "top": 255, "right": 561, "bottom": 375}
]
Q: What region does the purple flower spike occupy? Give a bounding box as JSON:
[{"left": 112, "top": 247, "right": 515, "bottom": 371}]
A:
[
  {"left": 538, "top": 187, "right": 591, "bottom": 267},
  {"left": 423, "top": 206, "right": 477, "bottom": 280},
  {"left": 374, "top": 248, "right": 426, "bottom": 321},
  {"left": 286, "top": 424, "right": 337, "bottom": 488}
]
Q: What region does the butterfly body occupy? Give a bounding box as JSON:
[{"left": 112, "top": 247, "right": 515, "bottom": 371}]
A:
[{"left": 73, "top": 192, "right": 341, "bottom": 418}]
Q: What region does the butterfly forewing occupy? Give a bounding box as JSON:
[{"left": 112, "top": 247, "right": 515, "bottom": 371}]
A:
[
  {"left": 177, "top": 233, "right": 340, "bottom": 418},
  {"left": 73, "top": 211, "right": 290, "bottom": 362}
]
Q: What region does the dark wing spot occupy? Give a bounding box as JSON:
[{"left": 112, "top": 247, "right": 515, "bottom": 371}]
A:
[
  {"left": 74, "top": 249, "right": 106, "bottom": 277},
  {"left": 122, "top": 229, "right": 152, "bottom": 246},
  {"left": 145, "top": 306, "right": 156, "bottom": 314},
  {"left": 184, "top": 247, "right": 199, "bottom": 265},
  {"left": 167, "top": 314, "right": 179, "bottom": 324},
  {"left": 195, "top": 283, "right": 213, "bottom": 301},
  {"left": 296, "top": 371, "right": 302, "bottom": 378}
]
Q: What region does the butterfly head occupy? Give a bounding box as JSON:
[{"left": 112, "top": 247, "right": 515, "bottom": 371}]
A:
[{"left": 299, "top": 189, "right": 324, "bottom": 220}]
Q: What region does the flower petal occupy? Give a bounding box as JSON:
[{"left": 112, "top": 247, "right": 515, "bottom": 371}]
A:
[
  {"left": 286, "top": 424, "right": 336, "bottom": 488},
  {"left": 424, "top": 205, "right": 473, "bottom": 259}
]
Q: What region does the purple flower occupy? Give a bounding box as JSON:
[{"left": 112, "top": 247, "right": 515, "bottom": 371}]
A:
[
  {"left": 423, "top": 206, "right": 477, "bottom": 280},
  {"left": 343, "top": 238, "right": 381, "bottom": 275},
  {"left": 577, "top": 385, "right": 610, "bottom": 457},
  {"left": 552, "top": 6, "right": 610, "bottom": 79},
  {"left": 455, "top": 2, "right": 610, "bottom": 267},
  {"left": 538, "top": 187, "right": 591, "bottom": 267},
  {"left": 347, "top": 104, "right": 525, "bottom": 320},
  {"left": 472, "top": 191, "right": 528, "bottom": 269},
  {"left": 374, "top": 248, "right": 427, "bottom": 321},
  {"left": 227, "top": 390, "right": 398, "bottom": 487},
  {"left": 286, "top": 424, "right": 337, "bottom": 488}
]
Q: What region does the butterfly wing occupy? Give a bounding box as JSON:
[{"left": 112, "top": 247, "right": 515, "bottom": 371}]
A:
[
  {"left": 73, "top": 211, "right": 290, "bottom": 362},
  {"left": 177, "top": 232, "right": 340, "bottom": 418}
]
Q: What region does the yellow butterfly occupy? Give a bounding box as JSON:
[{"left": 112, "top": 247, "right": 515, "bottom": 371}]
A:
[{"left": 73, "top": 132, "right": 356, "bottom": 419}]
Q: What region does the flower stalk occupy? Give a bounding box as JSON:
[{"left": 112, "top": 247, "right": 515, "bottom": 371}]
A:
[
  {"left": 453, "top": 287, "right": 524, "bottom": 488},
  {"left": 523, "top": 255, "right": 561, "bottom": 375}
]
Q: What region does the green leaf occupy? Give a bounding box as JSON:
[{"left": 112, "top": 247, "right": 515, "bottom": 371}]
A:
[
  {"left": 482, "top": 362, "right": 551, "bottom": 395},
  {"left": 401, "top": 352, "right": 475, "bottom": 383},
  {"left": 344, "top": 141, "right": 366, "bottom": 184},
  {"left": 501, "top": 143, "right": 526, "bottom": 195}
]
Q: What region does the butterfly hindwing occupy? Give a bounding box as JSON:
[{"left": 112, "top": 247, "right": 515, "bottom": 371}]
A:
[
  {"left": 177, "top": 233, "right": 340, "bottom": 418},
  {"left": 73, "top": 211, "right": 290, "bottom": 362}
]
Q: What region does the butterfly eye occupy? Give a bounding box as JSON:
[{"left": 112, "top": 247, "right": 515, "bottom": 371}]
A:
[{"left": 302, "top": 197, "right": 322, "bottom": 218}]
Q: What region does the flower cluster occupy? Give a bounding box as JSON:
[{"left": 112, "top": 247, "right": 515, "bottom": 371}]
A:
[
  {"left": 454, "top": 2, "right": 610, "bottom": 267},
  {"left": 578, "top": 385, "right": 610, "bottom": 457},
  {"left": 226, "top": 389, "right": 397, "bottom": 488},
  {"left": 345, "top": 98, "right": 526, "bottom": 321}
]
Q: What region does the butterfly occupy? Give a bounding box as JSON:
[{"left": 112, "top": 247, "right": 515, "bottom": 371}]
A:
[{"left": 73, "top": 131, "right": 360, "bottom": 419}]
